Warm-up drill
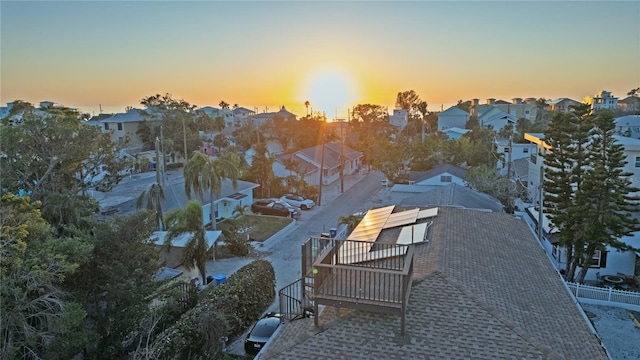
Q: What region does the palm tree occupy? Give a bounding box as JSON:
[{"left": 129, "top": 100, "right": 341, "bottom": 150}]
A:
[
  {"left": 338, "top": 214, "right": 362, "bottom": 235},
  {"left": 232, "top": 204, "right": 249, "bottom": 218},
  {"left": 164, "top": 200, "right": 209, "bottom": 284},
  {"left": 136, "top": 183, "right": 166, "bottom": 230},
  {"left": 416, "top": 100, "right": 429, "bottom": 142},
  {"left": 184, "top": 152, "right": 239, "bottom": 230},
  {"left": 535, "top": 98, "right": 548, "bottom": 123},
  {"left": 305, "top": 100, "right": 310, "bottom": 117}
]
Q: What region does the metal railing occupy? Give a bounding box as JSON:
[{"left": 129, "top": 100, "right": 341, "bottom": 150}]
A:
[{"left": 278, "top": 278, "right": 314, "bottom": 322}]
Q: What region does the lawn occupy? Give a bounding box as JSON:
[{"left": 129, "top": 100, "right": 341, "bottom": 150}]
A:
[{"left": 218, "top": 215, "right": 293, "bottom": 242}]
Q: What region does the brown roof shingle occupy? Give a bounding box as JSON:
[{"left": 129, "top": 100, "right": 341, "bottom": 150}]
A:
[{"left": 262, "top": 207, "right": 607, "bottom": 359}]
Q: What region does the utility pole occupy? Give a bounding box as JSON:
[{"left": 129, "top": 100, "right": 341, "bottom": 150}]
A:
[
  {"left": 155, "top": 137, "right": 161, "bottom": 185},
  {"left": 318, "top": 128, "right": 325, "bottom": 206},
  {"left": 182, "top": 117, "right": 188, "bottom": 164},
  {"left": 340, "top": 117, "right": 344, "bottom": 193},
  {"left": 160, "top": 125, "right": 166, "bottom": 185},
  {"left": 537, "top": 166, "right": 544, "bottom": 242}
]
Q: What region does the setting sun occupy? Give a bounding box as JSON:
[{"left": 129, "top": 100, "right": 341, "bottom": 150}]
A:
[{"left": 300, "top": 66, "right": 359, "bottom": 119}]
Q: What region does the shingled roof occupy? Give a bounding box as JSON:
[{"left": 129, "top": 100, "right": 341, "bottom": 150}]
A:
[{"left": 261, "top": 207, "right": 608, "bottom": 359}]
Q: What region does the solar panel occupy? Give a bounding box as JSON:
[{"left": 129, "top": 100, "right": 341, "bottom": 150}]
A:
[
  {"left": 417, "top": 208, "right": 439, "bottom": 219},
  {"left": 383, "top": 208, "right": 420, "bottom": 229},
  {"left": 396, "top": 223, "right": 429, "bottom": 245}
]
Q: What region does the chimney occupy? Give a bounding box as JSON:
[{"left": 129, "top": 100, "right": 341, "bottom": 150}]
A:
[
  {"left": 471, "top": 99, "right": 479, "bottom": 117},
  {"left": 512, "top": 98, "right": 522, "bottom": 105},
  {"left": 487, "top": 98, "right": 496, "bottom": 105}
]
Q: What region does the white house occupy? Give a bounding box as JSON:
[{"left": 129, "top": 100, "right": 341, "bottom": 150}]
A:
[
  {"left": 388, "top": 109, "right": 408, "bottom": 132},
  {"left": 437, "top": 106, "right": 469, "bottom": 131},
  {"left": 199, "top": 106, "right": 235, "bottom": 128},
  {"left": 584, "top": 90, "right": 619, "bottom": 112},
  {"left": 272, "top": 143, "right": 363, "bottom": 187},
  {"left": 547, "top": 98, "right": 581, "bottom": 113},
  {"left": 477, "top": 105, "right": 517, "bottom": 132},
  {"left": 197, "top": 179, "right": 260, "bottom": 222},
  {"left": 614, "top": 115, "right": 640, "bottom": 139},
  {"left": 494, "top": 138, "right": 534, "bottom": 174}
]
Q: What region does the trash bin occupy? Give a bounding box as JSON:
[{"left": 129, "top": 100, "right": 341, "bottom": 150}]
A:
[
  {"left": 213, "top": 274, "right": 227, "bottom": 287},
  {"left": 329, "top": 228, "right": 337, "bottom": 238}
]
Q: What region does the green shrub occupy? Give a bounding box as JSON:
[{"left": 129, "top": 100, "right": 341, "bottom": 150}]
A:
[
  {"left": 206, "top": 260, "right": 275, "bottom": 339},
  {"left": 144, "top": 301, "right": 228, "bottom": 360},
  {"left": 167, "top": 163, "right": 183, "bottom": 170}
]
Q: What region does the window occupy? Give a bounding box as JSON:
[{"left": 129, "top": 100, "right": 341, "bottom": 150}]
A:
[
  {"left": 440, "top": 175, "right": 452, "bottom": 183},
  {"left": 590, "top": 250, "right": 608, "bottom": 268},
  {"left": 635, "top": 156, "right": 640, "bottom": 167},
  {"left": 104, "top": 123, "right": 109, "bottom": 130},
  {"left": 117, "top": 122, "right": 123, "bottom": 130},
  {"left": 552, "top": 245, "right": 558, "bottom": 259},
  {"left": 118, "top": 137, "right": 124, "bottom": 144},
  {"left": 504, "top": 147, "right": 510, "bottom": 153},
  {"left": 523, "top": 147, "right": 529, "bottom": 153}
]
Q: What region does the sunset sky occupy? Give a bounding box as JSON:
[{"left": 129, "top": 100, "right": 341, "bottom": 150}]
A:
[{"left": 1, "top": 1, "right": 639, "bottom": 118}]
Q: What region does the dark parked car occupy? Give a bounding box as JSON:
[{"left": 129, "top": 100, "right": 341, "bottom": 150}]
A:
[
  {"left": 244, "top": 313, "right": 281, "bottom": 355},
  {"left": 251, "top": 199, "right": 301, "bottom": 218}
]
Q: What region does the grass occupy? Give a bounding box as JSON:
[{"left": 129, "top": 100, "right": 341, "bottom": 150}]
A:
[{"left": 218, "top": 215, "right": 293, "bottom": 242}]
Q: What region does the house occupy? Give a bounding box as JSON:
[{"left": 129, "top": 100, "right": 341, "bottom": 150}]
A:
[
  {"left": 272, "top": 143, "right": 363, "bottom": 186},
  {"left": 494, "top": 138, "right": 533, "bottom": 174},
  {"left": 264, "top": 206, "right": 609, "bottom": 359},
  {"left": 403, "top": 164, "right": 467, "bottom": 186},
  {"left": 583, "top": 90, "right": 619, "bottom": 112},
  {"left": 476, "top": 105, "right": 517, "bottom": 132},
  {"left": 618, "top": 96, "right": 640, "bottom": 113},
  {"left": 522, "top": 206, "right": 640, "bottom": 282},
  {"left": 199, "top": 106, "right": 234, "bottom": 128},
  {"left": 232, "top": 106, "right": 256, "bottom": 127},
  {"left": 547, "top": 97, "right": 581, "bottom": 112},
  {"left": 441, "top": 126, "right": 470, "bottom": 140},
  {"left": 393, "top": 183, "right": 504, "bottom": 211},
  {"left": 388, "top": 109, "right": 408, "bottom": 132},
  {"left": 471, "top": 98, "right": 539, "bottom": 121},
  {"left": 437, "top": 106, "right": 469, "bottom": 131},
  {"left": 152, "top": 230, "right": 222, "bottom": 283},
  {"left": 98, "top": 108, "right": 159, "bottom": 151},
  {"left": 524, "top": 132, "right": 640, "bottom": 281},
  {"left": 248, "top": 106, "right": 298, "bottom": 128},
  {"left": 614, "top": 115, "right": 640, "bottom": 138},
  {"left": 195, "top": 179, "right": 260, "bottom": 222}
]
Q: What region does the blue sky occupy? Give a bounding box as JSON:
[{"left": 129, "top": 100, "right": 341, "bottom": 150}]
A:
[{"left": 2, "top": 1, "right": 638, "bottom": 117}]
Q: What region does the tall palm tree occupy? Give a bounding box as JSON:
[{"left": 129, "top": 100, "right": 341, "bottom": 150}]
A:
[
  {"left": 136, "top": 183, "right": 166, "bottom": 230},
  {"left": 164, "top": 200, "right": 209, "bottom": 284},
  {"left": 416, "top": 101, "right": 429, "bottom": 142},
  {"left": 183, "top": 151, "right": 239, "bottom": 230},
  {"left": 305, "top": 100, "right": 310, "bottom": 117}
]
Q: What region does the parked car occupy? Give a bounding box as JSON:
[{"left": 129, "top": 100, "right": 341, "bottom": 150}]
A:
[
  {"left": 244, "top": 312, "right": 281, "bottom": 355},
  {"left": 251, "top": 199, "right": 301, "bottom": 218},
  {"left": 280, "top": 193, "right": 315, "bottom": 210}
]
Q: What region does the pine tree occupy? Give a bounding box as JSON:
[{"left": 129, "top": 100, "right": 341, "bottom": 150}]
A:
[{"left": 573, "top": 110, "right": 640, "bottom": 283}]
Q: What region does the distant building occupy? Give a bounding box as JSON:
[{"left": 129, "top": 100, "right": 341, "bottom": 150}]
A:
[
  {"left": 583, "top": 90, "right": 619, "bottom": 112},
  {"left": 388, "top": 109, "right": 408, "bottom": 132},
  {"left": 547, "top": 98, "right": 581, "bottom": 112},
  {"left": 618, "top": 96, "right": 640, "bottom": 113},
  {"left": 437, "top": 106, "right": 469, "bottom": 131}
]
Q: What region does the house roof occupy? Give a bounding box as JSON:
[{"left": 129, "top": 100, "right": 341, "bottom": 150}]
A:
[
  {"left": 615, "top": 115, "right": 640, "bottom": 126},
  {"left": 99, "top": 108, "right": 155, "bottom": 123},
  {"left": 443, "top": 127, "right": 470, "bottom": 135},
  {"left": 184, "top": 178, "right": 260, "bottom": 201},
  {"left": 152, "top": 230, "right": 221, "bottom": 249},
  {"left": 262, "top": 207, "right": 608, "bottom": 359},
  {"left": 478, "top": 105, "right": 517, "bottom": 125},
  {"left": 408, "top": 164, "right": 467, "bottom": 183},
  {"left": 296, "top": 143, "right": 363, "bottom": 169},
  {"left": 397, "top": 183, "right": 504, "bottom": 212},
  {"left": 439, "top": 106, "right": 469, "bottom": 117}
]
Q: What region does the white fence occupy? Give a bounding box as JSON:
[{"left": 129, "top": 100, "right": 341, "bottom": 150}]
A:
[{"left": 567, "top": 282, "right": 640, "bottom": 311}]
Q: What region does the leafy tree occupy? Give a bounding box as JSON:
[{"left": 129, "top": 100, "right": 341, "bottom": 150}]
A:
[
  {"left": 395, "top": 90, "right": 421, "bottom": 113},
  {"left": 246, "top": 142, "right": 277, "bottom": 198},
  {"left": 465, "top": 165, "right": 524, "bottom": 213},
  {"left": 136, "top": 183, "right": 166, "bottom": 231},
  {"left": 0, "top": 194, "right": 89, "bottom": 360},
  {"left": 232, "top": 121, "right": 260, "bottom": 151},
  {"left": 219, "top": 101, "right": 230, "bottom": 110},
  {"left": 140, "top": 94, "right": 200, "bottom": 157},
  {"left": 64, "top": 212, "right": 161, "bottom": 359},
  {"left": 0, "top": 104, "right": 126, "bottom": 227},
  {"left": 183, "top": 152, "right": 239, "bottom": 230},
  {"left": 164, "top": 200, "right": 210, "bottom": 284},
  {"left": 212, "top": 133, "right": 230, "bottom": 153},
  {"left": 535, "top": 98, "right": 549, "bottom": 122}
]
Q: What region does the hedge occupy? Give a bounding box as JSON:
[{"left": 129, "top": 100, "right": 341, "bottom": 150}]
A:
[{"left": 206, "top": 260, "right": 276, "bottom": 339}]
